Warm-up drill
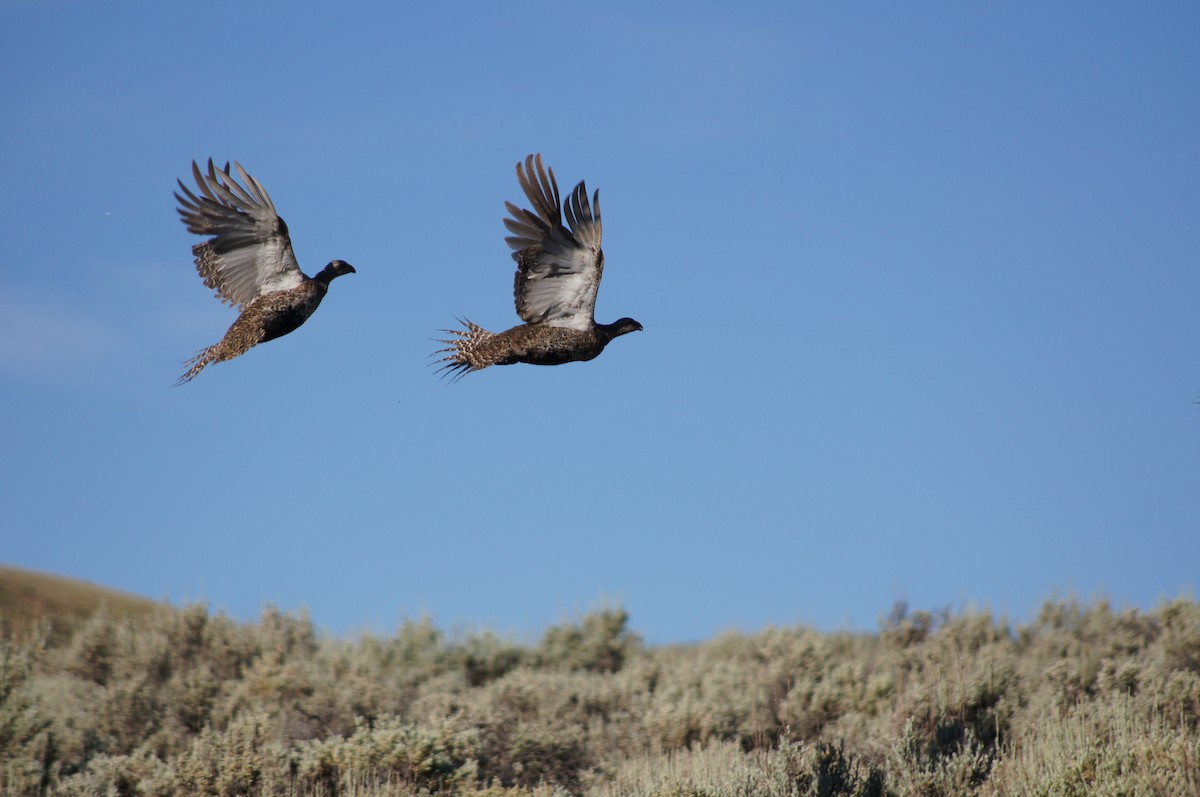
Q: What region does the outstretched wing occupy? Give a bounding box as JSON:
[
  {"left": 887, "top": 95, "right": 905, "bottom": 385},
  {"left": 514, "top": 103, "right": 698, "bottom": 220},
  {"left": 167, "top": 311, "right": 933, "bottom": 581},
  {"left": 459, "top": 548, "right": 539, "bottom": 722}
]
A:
[
  {"left": 175, "top": 159, "right": 304, "bottom": 308},
  {"left": 502, "top": 154, "right": 604, "bottom": 330}
]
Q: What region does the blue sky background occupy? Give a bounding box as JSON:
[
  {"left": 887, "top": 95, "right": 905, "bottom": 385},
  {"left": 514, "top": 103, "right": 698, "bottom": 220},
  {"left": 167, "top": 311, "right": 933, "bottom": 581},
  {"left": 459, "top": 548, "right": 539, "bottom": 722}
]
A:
[{"left": 2, "top": 1, "right": 1197, "bottom": 644}]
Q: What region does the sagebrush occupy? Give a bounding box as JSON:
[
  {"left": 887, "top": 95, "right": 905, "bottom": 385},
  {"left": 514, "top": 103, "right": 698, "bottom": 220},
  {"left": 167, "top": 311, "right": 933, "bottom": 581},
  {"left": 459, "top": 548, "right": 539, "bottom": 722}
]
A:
[{"left": 2, "top": 597, "right": 1199, "bottom": 796}]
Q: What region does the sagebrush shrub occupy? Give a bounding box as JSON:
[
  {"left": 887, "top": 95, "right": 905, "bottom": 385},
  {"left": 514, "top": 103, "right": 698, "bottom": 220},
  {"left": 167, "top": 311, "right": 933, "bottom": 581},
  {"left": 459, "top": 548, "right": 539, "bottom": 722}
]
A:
[{"left": 3, "top": 597, "right": 1199, "bottom": 796}]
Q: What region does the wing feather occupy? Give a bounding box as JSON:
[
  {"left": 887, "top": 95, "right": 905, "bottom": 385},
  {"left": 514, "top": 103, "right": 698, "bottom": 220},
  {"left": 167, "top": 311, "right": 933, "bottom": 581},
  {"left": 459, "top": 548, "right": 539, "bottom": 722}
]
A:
[
  {"left": 503, "top": 154, "right": 604, "bottom": 330},
  {"left": 175, "top": 159, "right": 304, "bottom": 308}
]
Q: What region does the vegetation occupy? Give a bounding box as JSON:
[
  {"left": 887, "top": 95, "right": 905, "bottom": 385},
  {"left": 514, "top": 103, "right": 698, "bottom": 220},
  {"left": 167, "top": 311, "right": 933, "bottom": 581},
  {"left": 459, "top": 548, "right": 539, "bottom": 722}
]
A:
[
  {"left": 1, "top": 570, "right": 1198, "bottom": 796},
  {"left": 0, "top": 566, "right": 158, "bottom": 647}
]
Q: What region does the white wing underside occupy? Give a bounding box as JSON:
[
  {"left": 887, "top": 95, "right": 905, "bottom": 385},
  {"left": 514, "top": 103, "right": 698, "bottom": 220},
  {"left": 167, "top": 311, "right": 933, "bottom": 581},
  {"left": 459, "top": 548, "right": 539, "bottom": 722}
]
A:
[
  {"left": 503, "top": 154, "right": 604, "bottom": 331},
  {"left": 515, "top": 247, "right": 602, "bottom": 331},
  {"left": 176, "top": 160, "right": 304, "bottom": 308},
  {"left": 201, "top": 238, "right": 304, "bottom": 305}
]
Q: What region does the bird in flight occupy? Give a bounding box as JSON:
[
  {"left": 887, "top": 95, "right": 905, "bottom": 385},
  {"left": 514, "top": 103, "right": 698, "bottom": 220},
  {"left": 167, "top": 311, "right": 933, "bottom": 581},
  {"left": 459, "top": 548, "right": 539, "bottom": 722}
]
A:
[
  {"left": 174, "top": 159, "right": 355, "bottom": 384},
  {"left": 436, "top": 154, "right": 641, "bottom": 379}
]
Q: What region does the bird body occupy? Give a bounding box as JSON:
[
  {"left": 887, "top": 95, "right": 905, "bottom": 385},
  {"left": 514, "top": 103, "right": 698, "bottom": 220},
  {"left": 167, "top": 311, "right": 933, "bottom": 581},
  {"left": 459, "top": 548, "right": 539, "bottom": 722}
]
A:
[
  {"left": 441, "top": 317, "right": 643, "bottom": 371},
  {"left": 177, "top": 262, "right": 352, "bottom": 383},
  {"left": 437, "top": 154, "right": 641, "bottom": 379},
  {"left": 174, "top": 160, "right": 354, "bottom": 384}
]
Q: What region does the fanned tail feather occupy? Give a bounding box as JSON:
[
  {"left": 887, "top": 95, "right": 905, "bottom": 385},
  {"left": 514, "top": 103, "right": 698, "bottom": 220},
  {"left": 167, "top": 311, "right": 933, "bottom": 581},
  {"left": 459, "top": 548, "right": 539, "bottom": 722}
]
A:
[
  {"left": 432, "top": 318, "right": 494, "bottom": 382},
  {"left": 175, "top": 346, "right": 218, "bottom": 385}
]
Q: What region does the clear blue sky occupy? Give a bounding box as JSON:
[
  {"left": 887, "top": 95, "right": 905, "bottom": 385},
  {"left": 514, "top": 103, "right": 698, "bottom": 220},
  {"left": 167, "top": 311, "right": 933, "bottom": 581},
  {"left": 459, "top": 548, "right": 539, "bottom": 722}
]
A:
[{"left": 2, "top": 1, "right": 1197, "bottom": 644}]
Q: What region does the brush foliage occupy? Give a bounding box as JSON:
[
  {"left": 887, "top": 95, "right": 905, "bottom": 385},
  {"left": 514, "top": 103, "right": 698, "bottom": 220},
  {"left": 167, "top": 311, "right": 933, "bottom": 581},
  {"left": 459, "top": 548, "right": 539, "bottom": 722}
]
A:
[{"left": 1, "top": 580, "right": 1198, "bottom": 796}]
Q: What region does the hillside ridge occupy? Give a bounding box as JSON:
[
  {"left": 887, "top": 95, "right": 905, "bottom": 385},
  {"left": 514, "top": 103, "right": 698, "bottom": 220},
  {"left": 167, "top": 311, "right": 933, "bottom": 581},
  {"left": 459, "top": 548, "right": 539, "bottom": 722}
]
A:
[{"left": 0, "top": 563, "right": 162, "bottom": 643}]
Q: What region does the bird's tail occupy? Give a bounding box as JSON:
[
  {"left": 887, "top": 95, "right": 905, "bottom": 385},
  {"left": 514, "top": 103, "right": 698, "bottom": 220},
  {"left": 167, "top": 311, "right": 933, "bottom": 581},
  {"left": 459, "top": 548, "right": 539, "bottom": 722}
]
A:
[
  {"left": 175, "top": 346, "right": 218, "bottom": 385},
  {"left": 432, "top": 318, "right": 494, "bottom": 381}
]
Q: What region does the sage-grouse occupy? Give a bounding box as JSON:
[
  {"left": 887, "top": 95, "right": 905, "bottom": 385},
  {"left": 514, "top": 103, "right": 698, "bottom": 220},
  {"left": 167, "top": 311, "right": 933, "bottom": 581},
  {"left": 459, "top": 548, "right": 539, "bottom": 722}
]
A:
[
  {"left": 436, "top": 154, "right": 642, "bottom": 378},
  {"left": 174, "top": 159, "right": 355, "bottom": 384}
]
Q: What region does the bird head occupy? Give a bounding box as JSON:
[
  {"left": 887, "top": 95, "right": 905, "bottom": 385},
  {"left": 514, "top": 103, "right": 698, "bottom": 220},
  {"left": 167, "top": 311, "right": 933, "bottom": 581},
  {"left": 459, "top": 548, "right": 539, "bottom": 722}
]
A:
[
  {"left": 316, "top": 260, "right": 357, "bottom": 283},
  {"left": 611, "top": 317, "right": 643, "bottom": 336}
]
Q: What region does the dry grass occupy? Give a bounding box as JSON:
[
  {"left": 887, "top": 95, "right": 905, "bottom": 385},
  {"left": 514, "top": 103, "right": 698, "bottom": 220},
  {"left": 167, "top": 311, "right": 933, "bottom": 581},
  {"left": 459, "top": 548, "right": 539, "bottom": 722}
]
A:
[{"left": 0, "top": 566, "right": 160, "bottom": 646}]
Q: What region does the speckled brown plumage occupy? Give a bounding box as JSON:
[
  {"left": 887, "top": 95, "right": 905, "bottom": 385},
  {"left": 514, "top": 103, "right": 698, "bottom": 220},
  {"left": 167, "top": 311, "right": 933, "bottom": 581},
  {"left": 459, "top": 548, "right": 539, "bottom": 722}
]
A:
[
  {"left": 177, "top": 264, "right": 351, "bottom": 383},
  {"left": 437, "top": 154, "right": 641, "bottom": 379},
  {"left": 174, "top": 159, "right": 355, "bottom": 384},
  {"left": 437, "top": 317, "right": 643, "bottom": 379}
]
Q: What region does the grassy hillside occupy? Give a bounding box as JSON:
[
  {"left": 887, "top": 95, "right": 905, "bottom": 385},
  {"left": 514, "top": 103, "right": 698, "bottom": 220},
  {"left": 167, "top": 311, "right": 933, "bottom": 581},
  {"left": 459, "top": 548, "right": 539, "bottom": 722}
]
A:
[
  {"left": 0, "top": 565, "right": 161, "bottom": 645},
  {"left": 0, "top": 574, "right": 1198, "bottom": 796}
]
